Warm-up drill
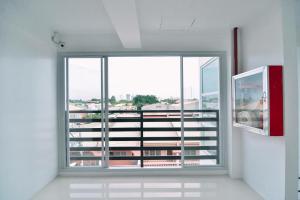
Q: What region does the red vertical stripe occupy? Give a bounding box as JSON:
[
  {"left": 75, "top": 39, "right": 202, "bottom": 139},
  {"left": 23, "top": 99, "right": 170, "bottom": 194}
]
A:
[
  {"left": 269, "top": 66, "right": 284, "bottom": 136},
  {"left": 233, "top": 27, "right": 238, "bottom": 75}
]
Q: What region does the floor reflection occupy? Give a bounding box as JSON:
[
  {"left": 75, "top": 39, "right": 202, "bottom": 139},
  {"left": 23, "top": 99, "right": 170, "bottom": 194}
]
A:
[
  {"left": 68, "top": 179, "right": 217, "bottom": 199},
  {"left": 33, "top": 176, "right": 263, "bottom": 200}
]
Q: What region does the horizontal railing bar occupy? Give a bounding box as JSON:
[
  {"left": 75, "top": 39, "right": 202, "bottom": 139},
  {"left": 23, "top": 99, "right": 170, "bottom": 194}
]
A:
[
  {"left": 69, "top": 128, "right": 101, "bottom": 132},
  {"left": 82, "top": 137, "right": 216, "bottom": 141},
  {"left": 141, "top": 118, "right": 217, "bottom": 122},
  {"left": 114, "top": 110, "right": 218, "bottom": 113},
  {"left": 69, "top": 146, "right": 218, "bottom": 151},
  {"left": 70, "top": 155, "right": 217, "bottom": 161},
  {"left": 69, "top": 117, "right": 217, "bottom": 123},
  {"left": 69, "top": 127, "right": 217, "bottom": 132},
  {"left": 70, "top": 156, "right": 103, "bottom": 160},
  {"left": 184, "top": 146, "right": 218, "bottom": 150},
  {"left": 182, "top": 155, "right": 217, "bottom": 160},
  {"left": 69, "top": 110, "right": 102, "bottom": 113},
  {"left": 70, "top": 147, "right": 102, "bottom": 151},
  {"left": 70, "top": 118, "right": 100, "bottom": 123},
  {"left": 109, "top": 156, "right": 144, "bottom": 160},
  {"left": 69, "top": 136, "right": 217, "bottom": 142},
  {"left": 146, "top": 127, "right": 217, "bottom": 131},
  {"left": 70, "top": 156, "right": 181, "bottom": 160},
  {"left": 69, "top": 109, "right": 218, "bottom": 114},
  {"left": 118, "top": 156, "right": 182, "bottom": 160}
]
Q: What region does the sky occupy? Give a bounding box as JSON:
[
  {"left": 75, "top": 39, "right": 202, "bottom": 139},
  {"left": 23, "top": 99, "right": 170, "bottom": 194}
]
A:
[{"left": 68, "top": 56, "right": 215, "bottom": 100}]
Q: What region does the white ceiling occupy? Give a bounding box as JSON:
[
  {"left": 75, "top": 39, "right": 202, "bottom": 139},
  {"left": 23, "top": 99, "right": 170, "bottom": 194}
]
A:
[
  {"left": 102, "top": 0, "right": 141, "bottom": 48},
  {"left": 1, "top": 0, "right": 276, "bottom": 51},
  {"left": 138, "top": 0, "right": 272, "bottom": 33}
]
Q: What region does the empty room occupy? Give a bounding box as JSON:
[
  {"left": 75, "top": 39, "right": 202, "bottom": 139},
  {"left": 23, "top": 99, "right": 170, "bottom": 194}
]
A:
[{"left": 0, "top": 0, "right": 300, "bottom": 200}]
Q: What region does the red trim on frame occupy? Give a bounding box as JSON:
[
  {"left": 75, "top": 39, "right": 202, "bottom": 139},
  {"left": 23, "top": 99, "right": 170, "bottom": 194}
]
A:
[
  {"left": 269, "top": 66, "right": 284, "bottom": 136},
  {"left": 233, "top": 27, "right": 238, "bottom": 75}
]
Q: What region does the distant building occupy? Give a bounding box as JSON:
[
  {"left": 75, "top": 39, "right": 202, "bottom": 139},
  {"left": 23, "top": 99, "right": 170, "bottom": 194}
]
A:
[
  {"left": 87, "top": 103, "right": 101, "bottom": 110},
  {"left": 142, "top": 100, "right": 199, "bottom": 110},
  {"left": 126, "top": 94, "right": 131, "bottom": 101}
]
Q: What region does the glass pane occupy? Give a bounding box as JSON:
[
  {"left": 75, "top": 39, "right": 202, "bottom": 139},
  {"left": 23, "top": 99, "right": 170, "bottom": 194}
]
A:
[
  {"left": 183, "top": 57, "right": 219, "bottom": 167},
  {"left": 68, "top": 58, "right": 103, "bottom": 167},
  {"left": 234, "top": 72, "right": 263, "bottom": 129},
  {"left": 201, "top": 58, "right": 219, "bottom": 94},
  {"left": 108, "top": 57, "right": 181, "bottom": 168},
  {"left": 202, "top": 94, "right": 219, "bottom": 110}
]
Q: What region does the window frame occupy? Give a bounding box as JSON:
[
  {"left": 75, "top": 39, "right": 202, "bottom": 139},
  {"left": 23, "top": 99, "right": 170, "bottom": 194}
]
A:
[{"left": 57, "top": 52, "right": 228, "bottom": 175}]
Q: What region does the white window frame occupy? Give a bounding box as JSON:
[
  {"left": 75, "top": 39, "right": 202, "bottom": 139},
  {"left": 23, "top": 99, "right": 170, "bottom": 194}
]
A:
[{"left": 57, "top": 52, "right": 228, "bottom": 175}]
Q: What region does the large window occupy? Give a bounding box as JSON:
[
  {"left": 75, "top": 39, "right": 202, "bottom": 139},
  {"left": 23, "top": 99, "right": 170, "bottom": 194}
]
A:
[{"left": 64, "top": 55, "right": 221, "bottom": 169}]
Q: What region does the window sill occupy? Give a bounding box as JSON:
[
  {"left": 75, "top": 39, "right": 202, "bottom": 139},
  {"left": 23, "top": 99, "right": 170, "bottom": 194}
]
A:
[{"left": 58, "top": 166, "right": 228, "bottom": 177}]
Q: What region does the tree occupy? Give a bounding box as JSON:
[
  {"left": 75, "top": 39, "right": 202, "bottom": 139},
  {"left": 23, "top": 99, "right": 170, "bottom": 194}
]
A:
[
  {"left": 109, "top": 96, "right": 117, "bottom": 105},
  {"left": 132, "top": 95, "right": 159, "bottom": 110},
  {"left": 69, "top": 99, "right": 84, "bottom": 104},
  {"left": 91, "top": 98, "right": 100, "bottom": 102},
  {"left": 162, "top": 98, "right": 177, "bottom": 104}
]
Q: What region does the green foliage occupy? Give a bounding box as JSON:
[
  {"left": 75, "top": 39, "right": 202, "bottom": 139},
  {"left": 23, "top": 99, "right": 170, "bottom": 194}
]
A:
[
  {"left": 83, "top": 113, "right": 101, "bottom": 119},
  {"left": 90, "top": 98, "right": 100, "bottom": 102},
  {"left": 69, "top": 99, "right": 84, "bottom": 103},
  {"left": 161, "top": 98, "right": 177, "bottom": 104},
  {"left": 109, "top": 96, "right": 117, "bottom": 105},
  {"left": 118, "top": 99, "right": 131, "bottom": 104},
  {"left": 132, "top": 95, "right": 159, "bottom": 110}
]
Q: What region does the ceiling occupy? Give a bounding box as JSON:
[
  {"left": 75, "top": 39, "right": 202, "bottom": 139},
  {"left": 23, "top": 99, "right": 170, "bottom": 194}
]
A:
[{"left": 1, "top": 0, "right": 277, "bottom": 51}]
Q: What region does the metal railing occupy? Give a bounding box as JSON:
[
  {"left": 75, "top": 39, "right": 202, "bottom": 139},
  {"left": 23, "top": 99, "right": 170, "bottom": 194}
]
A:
[{"left": 68, "top": 109, "right": 219, "bottom": 167}]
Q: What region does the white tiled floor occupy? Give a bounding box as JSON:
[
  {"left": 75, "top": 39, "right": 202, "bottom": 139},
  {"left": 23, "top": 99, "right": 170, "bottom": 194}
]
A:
[{"left": 33, "top": 175, "right": 263, "bottom": 200}]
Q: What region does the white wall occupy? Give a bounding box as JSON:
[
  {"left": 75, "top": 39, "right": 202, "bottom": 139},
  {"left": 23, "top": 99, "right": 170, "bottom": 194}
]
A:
[
  {"left": 297, "top": 0, "right": 300, "bottom": 187},
  {"left": 298, "top": 48, "right": 300, "bottom": 180},
  {"left": 281, "top": 0, "right": 299, "bottom": 199},
  {"left": 239, "top": 2, "right": 286, "bottom": 200},
  {"left": 237, "top": 1, "right": 299, "bottom": 199},
  {"left": 0, "top": 14, "right": 58, "bottom": 200}
]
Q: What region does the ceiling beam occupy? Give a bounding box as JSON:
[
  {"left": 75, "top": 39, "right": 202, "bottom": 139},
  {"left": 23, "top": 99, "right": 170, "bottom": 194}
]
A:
[{"left": 102, "top": 0, "right": 141, "bottom": 48}]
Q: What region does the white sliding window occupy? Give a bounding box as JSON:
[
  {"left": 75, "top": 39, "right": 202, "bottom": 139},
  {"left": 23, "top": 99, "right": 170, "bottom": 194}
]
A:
[{"left": 63, "top": 55, "right": 222, "bottom": 169}]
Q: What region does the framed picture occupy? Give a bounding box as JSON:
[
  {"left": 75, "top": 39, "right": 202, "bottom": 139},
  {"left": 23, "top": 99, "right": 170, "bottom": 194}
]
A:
[{"left": 232, "top": 66, "right": 284, "bottom": 136}]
